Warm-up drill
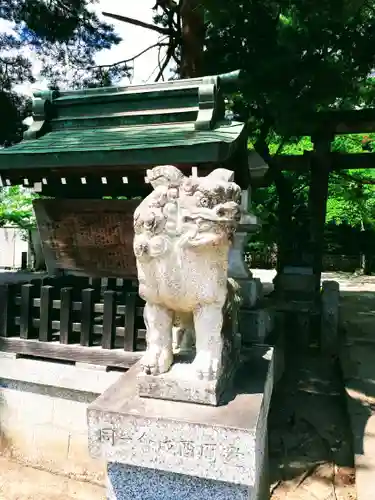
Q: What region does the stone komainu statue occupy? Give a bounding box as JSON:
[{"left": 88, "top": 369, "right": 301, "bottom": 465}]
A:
[{"left": 133, "top": 165, "right": 241, "bottom": 381}]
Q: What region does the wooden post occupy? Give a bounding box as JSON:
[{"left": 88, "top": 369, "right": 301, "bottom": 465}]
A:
[
  {"left": 102, "top": 290, "right": 116, "bottom": 350},
  {"left": 0, "top": 284, "right": 16, "bottom": 337},
  {"left": 20, "top": 283, "right": 36, "bottom": 339},
  {"left": 309, "top": 135, "right": 333, "bottom": 292},
  {"left": 60, "top": 287, "right": 73, "bottom": 344},
  {"left": 39, "top": 285, "right": 53, "bottom": 342},
  {"left": 81, "top": 288, "right": 94, "bottom": 347}
]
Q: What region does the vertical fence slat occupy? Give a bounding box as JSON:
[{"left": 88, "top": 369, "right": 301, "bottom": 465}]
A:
[
  {"left": 20, "top": 283, "right": 36, "bottom": 339},
  {"left": 60, "top": 287, "right": 73, "bottom": 344},
  {"left": 124, "top": 292, "right": 137, "bottom": 352},
  {"left": 107, "top": 278, "right": 117, "bottom": 291},
  {"left": 90, "top": 278, "right": 102, "bottom": 296},
  {"left": 72, "top": 277, "right": 90, "bottom": 300},
  {"left": 81, "top": 288, "right": 94, "bottom": 346},
  {"left": 102, "top": 290, "right": 116, "bottom": 350},
  {"left": 39, "top": 285, "right": 53, "bottom": 342},
  {"left": 0, "top": 284, "right": 15, "bottom": 337}
]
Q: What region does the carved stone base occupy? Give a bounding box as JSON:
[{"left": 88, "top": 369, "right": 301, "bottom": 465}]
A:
[
  {"left": 137, "top": 333, "right": 241, "bottom": 406},
  {"left": 87, "top": 345, "right": 275, "bottom": 500},
  {"left": 137, "top": 355, "right": 236, "bottom": 406}
]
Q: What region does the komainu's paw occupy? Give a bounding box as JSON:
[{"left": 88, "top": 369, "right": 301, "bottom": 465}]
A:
[
  {"left": 141, "top": 347, "right": 173, "bottom": 376},
  {"left": 190, "top": 351, "right": 221, "bottom": 381}
]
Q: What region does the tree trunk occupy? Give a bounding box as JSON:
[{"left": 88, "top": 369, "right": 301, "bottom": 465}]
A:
[
  {"left": 179, "top": 0, "right": 205, "bottom": 78},
  {"left": 272, "top": 169, "right": 294, "bottom": 273},
  {"left": 360, "top": 221, "right": 372, "bottom": 275},
  {"left": 309, "top": 138, "right": 331, "bottom": 291}
]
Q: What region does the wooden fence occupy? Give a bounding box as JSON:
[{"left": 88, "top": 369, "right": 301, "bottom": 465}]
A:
[{"left": 0, "top": 276, "right": 146, "bottom": 369}]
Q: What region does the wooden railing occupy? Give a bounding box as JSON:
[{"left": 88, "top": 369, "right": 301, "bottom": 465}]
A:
[{"left": 0, "top": 276, "right": 146, "bottom": 369}]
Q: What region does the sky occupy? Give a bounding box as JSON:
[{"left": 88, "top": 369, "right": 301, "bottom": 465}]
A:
[
  {"left": 92, "top": 1, "right": 171, "bottom": 84},
  {"left": 4, "top": 0, "right": 171, "bottom": 96}
]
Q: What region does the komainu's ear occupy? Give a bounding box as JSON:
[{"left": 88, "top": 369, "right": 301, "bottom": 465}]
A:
[{"left": 147, "top": 165, "right": 184, "bottom": 188}]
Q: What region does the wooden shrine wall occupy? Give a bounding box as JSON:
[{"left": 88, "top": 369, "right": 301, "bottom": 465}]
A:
[{"left": 33, "top": 199, "right": 141, "bottom": 278}]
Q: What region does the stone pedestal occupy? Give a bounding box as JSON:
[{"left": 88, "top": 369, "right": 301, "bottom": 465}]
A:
[
  {"left": 237, "top": 277, "right": 264, "bottom": 309},
  {"left": 239, "top": 308, "right": 274, "bottom": 345},
  {"left": 273, "top": 266, "right": 317, "bottom": 300},
  {"left": 228, "top": 207, "right": 262, "bottom": 309},
  {"left": 87, "top": 346, "right": 274, "bottom": 500},
  {"left": 320, "top": 280, "right": 340, "bottom": 355}
]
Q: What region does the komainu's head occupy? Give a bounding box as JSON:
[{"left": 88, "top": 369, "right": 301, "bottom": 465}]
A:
[
  {"left": 134, "top": 166, "right": 242, "bottom": 257},
  {"left": 180, "top": 168, "right": 241, "bottom": 232}
]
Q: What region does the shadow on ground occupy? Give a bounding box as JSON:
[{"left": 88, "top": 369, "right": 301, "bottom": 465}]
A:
[
  {"left": 268, "top": 283, "right": 375, "bottom": 500},
  {"left": 338, "top": 291, "right": 375, "bottom": 500},
  {"left": 269, "top": 348, "right": 356, "bottom": 500}
]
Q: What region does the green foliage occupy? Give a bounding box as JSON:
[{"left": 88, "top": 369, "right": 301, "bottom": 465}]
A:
[
  {"left": 203, "top": 0, "right": 375, "bottom": 138},
  {"left": 0, "top": 186, "right": 36, "bottom": 231},
  {"left": 0, "top": 0, "right": 126, "bottom": 145},
  {"left": 326, "top": 168, "right": 375, "bottom": 228}
]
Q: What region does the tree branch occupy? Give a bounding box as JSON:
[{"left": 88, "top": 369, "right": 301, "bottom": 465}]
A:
[
  {"left": 102, "top": 11, "right": 171, "bottom": 35},
  {"left": 154, "top": 36, "right": 177, "bottom": 81},
  {"left": 155, "top": 50, "right": 173, "bottom": 81},
  {"left": 89, "top": 41, "right": 168, "bottom": 70},
  {"left": 338, "top": 170, "right": 375, "bottom": 185}
]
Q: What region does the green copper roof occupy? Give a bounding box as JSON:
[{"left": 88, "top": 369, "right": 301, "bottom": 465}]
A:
[
  {"left": 0, "top": 70, "right": 248, "bottom": 173},
  {"left": 1, "top": 122, "right": 244, "bottom": 170}
]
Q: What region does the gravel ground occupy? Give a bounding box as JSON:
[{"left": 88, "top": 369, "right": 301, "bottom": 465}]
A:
[{"left": 0, "top": 458, "right": 105, "bottom": 500}]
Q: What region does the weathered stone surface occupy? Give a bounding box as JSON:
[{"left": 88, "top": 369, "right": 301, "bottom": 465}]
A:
[
  {"left": 133, "top": 165, "right": 242, "bottom": 398},
  {"left": 0, "top": 352, "right": 122, "bottom": 394},
  {"left": 227, "top": 211, "right": 261, "bottom": 282},
  {"left": 87, "top": 345, "right": 274, "bottom": 489},
  {"left": 107, "top": 463, "right": 250, "bottom": 500},
  {"left": 0, "top": 355, "right": 119, "bottom": 483},
  {"left": 275, "top": 272, "right": 316, "bottom": 294},
  {"left": 138, "top": 333, "right": 241, "bottom": 406},
  {"left": 273, "top": 267, "right": 318, "bottom": 305},
  {"left": 228, "top": 231, "right": 252, "bottom": 280},
  {"left": 237, "top": 277, "right": 263, "bottom": 309},
  {"left": 283, "top": 266, "right": 314, "bottom": 275},
  {"left": 320, "top": 280, "right": 340, "bottom": 355},
  {"left": 240, "top": 308, "right": 273, "bottom": 345}
]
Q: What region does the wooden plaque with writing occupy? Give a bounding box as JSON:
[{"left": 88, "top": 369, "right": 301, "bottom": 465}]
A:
[{"left": 33, "top": 198, "right": 141, "bottom": 278}]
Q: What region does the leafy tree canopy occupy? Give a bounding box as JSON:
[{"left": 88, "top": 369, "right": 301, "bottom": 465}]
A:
[{"left": 202, "top": 1, "right": 375, "bottom": 141}]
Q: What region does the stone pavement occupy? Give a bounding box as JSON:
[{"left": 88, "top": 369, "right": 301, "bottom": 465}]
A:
[{"left": 0, "top": 457, "right": 105, "bottom": 499}]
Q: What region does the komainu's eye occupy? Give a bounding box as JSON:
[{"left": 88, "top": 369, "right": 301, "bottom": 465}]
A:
[{"left": 200, "top": 197, "right": 209, "bottom": 207}]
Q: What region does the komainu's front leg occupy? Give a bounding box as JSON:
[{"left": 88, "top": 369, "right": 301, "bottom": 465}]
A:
[
  {"left": 191, "top": 303, "right": 224, "bottom": 381},
  {"left": 141, "top": 302, "right": 173, "bottom": 375}
]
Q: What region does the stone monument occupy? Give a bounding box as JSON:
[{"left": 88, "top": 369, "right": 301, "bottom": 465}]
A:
[{"left": 133, "top": 165, "right": 242, "bottom": 405}]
